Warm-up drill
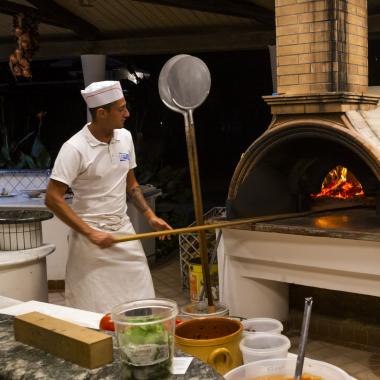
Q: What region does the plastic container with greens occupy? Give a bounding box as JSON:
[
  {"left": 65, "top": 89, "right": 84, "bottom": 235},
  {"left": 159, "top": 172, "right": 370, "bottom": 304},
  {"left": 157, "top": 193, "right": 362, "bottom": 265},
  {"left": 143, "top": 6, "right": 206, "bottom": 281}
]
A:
[{"left": 112, "top": 298, "right": 178, "bottom": 380}]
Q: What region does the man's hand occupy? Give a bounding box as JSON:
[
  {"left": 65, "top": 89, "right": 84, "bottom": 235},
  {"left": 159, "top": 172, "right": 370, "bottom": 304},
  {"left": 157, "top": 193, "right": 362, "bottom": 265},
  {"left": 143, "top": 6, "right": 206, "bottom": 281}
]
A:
[
  {"left": 146, "top": 214, "right": 173, "bottom": 240},
  {"left": 87, "top": 229, "right": 116, "bottom": 248},
  {"left": 46, "top": 179, "right": 116, "bottom": 249},
  {"left": 126, "top": 172, "right": 173, "bottom": 240}
]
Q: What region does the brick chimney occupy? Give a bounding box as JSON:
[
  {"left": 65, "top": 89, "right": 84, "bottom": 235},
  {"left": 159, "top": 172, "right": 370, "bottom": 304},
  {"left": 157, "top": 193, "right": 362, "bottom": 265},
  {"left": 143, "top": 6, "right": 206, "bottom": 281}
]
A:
[
  {"left": 276, "top": 0, "right": 368, "bottom": 95},
  {"left": 263, "top": 0, "right": 380, "bottom": 115}
]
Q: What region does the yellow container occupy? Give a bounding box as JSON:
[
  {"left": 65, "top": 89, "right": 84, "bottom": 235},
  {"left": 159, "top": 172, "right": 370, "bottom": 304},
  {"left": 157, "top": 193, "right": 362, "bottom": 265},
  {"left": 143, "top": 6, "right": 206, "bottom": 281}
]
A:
[
  {"left": 189, "top": 259, "right": 219, "bottom": 301},
  {"left": 175, "top": 317, "right": 243, "bottom": 375}
]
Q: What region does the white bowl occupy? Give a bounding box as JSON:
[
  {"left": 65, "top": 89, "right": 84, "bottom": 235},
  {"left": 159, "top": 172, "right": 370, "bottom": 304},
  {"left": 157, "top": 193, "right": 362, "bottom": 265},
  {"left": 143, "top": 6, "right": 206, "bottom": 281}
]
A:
[
  {"left": 242, "top": 317, "right": 283, "bottom": 336},
  {"left": 224, "top": 357, "right": 352, "bottom": 380},
  {"left": 239, "top": 333, "right": 291, "bottom": 364},
  {"left": 20, "top": 189, "right": 45, "bottom": 198}
]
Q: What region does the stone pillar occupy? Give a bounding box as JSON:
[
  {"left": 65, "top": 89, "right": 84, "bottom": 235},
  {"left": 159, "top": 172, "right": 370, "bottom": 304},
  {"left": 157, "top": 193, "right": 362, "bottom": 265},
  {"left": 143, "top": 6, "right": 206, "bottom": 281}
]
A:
[
  {"left": 275, "top": 0, "right": 368, "bottom": 95},
  {"left": 81, "top": 54, "right": 106, "bottom": 122}
]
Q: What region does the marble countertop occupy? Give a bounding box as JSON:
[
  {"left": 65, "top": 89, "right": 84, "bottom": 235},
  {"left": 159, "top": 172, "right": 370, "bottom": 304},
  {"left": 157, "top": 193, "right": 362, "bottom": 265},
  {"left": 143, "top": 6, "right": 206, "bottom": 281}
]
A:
[
  {"left": 0, "top": 313, "right": 224, "bottom": 380},
  {"left": 0, "top": 209, "right": 53, "bottom": 223}
]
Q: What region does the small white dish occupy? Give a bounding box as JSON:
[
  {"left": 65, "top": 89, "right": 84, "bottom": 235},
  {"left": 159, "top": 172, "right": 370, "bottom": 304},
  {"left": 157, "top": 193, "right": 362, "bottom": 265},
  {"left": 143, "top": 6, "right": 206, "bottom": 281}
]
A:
[
  {"left": 20, "top": 189, "right": 46, "bottom": 198},
  {"left": 242, "top": 317, "right": 283, "bottom": 336}
]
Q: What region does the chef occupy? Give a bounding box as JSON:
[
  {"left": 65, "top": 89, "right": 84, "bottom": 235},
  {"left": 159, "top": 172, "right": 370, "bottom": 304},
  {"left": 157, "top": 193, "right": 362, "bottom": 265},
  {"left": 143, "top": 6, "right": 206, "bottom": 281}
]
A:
[{"left": 45, "top": 80, "right": 172, "bottom": 313}]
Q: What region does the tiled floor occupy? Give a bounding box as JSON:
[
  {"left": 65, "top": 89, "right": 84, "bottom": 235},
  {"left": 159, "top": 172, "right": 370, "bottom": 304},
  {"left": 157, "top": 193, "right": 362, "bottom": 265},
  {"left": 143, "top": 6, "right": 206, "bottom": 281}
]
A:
[{"left": 48, "top": 256, "right": 380, "bottom": 380}]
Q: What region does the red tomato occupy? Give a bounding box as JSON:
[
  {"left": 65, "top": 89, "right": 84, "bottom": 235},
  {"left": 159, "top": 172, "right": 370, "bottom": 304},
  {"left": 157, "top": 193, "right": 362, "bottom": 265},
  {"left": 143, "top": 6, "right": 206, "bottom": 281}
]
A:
[
  {"left": 175, "top": 318, "right": 183, "bottom": 325},
  {"left": 99, "top": 313, "right": 115, "bottom": 331}
]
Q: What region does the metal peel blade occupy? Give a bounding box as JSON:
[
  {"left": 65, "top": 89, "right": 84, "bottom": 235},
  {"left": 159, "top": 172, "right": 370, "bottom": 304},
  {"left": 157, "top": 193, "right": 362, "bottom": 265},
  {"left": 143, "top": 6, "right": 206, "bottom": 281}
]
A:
[{"left": 295, "top": 297, "right": 313, "bottom": 380}]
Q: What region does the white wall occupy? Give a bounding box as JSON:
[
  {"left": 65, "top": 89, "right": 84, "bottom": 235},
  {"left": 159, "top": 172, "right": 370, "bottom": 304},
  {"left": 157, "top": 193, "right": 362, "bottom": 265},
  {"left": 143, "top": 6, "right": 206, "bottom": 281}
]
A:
[{"left": 42, "top": 215, "right": 70, "bottom": 280}]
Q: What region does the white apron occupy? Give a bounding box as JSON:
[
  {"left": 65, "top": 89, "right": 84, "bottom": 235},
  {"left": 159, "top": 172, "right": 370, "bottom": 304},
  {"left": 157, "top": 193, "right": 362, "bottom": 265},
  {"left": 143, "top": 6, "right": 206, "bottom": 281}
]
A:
[{"left": 65, "top": 220, "right": 155, "bottom": 313}]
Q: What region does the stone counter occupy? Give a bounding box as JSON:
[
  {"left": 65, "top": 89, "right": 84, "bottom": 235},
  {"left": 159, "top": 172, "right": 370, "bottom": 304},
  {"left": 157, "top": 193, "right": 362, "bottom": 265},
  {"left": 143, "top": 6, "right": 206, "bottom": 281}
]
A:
[
  {"left": 0, "top": 314, "right": 224, "bottom": 380},
  {"left": 229, "top": 208, "right": 380, "bottom": 243}
]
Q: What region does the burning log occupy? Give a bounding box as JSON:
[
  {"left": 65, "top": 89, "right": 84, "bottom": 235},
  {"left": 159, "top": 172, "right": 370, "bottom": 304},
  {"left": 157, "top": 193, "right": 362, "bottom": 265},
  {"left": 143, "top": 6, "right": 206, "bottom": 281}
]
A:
[{"left": 311, "top": 165, "right": 364, "bottom": 200}]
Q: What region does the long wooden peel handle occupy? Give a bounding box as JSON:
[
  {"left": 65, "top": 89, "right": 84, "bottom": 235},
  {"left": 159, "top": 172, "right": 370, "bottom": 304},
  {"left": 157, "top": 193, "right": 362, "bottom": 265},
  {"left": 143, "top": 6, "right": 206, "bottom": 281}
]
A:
[
  {"left": 113, "top": 203, "right": 364, "bottom": 243},
  {"left": 113, "top": 210, "right": 310, "bottom": 243}
]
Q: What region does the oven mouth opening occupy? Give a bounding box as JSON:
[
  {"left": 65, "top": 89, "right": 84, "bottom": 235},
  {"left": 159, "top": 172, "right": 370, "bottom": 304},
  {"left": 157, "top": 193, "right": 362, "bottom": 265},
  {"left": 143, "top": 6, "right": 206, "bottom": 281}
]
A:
[{"left": 310, "top": 165, "right": 365, "bottom": 200}]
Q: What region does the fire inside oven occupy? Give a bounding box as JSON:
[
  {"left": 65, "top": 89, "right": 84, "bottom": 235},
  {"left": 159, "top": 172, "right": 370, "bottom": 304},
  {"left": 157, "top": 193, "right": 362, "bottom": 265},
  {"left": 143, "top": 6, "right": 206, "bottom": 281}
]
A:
[
  {"left": 310, "top": 166, "right": 364, "bottom": 200},
  {"left": 226, "top": 131, "right": 379, "bottom": 220}
]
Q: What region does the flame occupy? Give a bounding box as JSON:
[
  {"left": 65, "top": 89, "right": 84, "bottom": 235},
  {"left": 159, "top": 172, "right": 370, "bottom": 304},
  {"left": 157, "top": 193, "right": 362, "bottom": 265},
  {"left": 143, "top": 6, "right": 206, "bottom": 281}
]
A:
[
  {"left": 315, "top": 215, "right": 350, "bottom": 229},
  {"left": 311, "top": 165, "right": 364, "bottom": 199}
]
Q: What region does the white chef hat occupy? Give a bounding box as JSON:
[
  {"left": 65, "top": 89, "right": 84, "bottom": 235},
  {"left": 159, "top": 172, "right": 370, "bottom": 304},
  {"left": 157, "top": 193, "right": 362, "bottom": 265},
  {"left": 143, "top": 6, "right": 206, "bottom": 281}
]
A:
[{"left": 81, "top": 81, "right": 124, "bottom": 108}]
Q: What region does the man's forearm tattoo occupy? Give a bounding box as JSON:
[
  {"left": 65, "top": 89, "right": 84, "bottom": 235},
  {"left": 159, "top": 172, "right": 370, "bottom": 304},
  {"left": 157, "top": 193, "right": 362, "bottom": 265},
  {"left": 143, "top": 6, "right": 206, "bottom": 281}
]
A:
[{"left": 128, "top": 186, "right": 150, "bottom": 214}]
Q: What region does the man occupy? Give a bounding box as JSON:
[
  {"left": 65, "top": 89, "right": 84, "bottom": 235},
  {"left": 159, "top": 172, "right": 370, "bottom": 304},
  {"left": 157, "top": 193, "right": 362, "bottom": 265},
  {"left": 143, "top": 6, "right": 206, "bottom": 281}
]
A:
[{"left": 45, "top": 80, "right": 172, "bottom": 313}]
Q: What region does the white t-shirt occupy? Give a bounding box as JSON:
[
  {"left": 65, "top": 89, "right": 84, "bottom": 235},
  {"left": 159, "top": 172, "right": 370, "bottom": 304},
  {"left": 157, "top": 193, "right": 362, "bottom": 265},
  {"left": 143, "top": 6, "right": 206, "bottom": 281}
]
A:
[{"left": 51, "top": 124, "right": 136, "bottom": 227}]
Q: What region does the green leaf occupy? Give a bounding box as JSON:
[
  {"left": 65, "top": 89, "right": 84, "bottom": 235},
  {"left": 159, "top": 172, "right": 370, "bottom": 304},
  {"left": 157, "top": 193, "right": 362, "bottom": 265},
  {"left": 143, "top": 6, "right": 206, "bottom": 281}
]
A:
[
  {"left": 0, "top": 145, "right": 11, "bottom": 161},
  {"left": 35, "top": 147, "right": 51, "bottom": 168},
  {"left": 19, "top": 152, "right": 37, "bottom": 169},
  {"left": 31, "top": 135, "right": 45, "bottom": 157}
]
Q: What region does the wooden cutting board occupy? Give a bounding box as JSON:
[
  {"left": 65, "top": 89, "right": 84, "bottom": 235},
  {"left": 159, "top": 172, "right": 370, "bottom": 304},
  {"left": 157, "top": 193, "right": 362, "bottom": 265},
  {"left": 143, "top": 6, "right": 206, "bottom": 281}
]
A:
[{"left": 14, "top": 311, "right": 113, "bottom": 369}]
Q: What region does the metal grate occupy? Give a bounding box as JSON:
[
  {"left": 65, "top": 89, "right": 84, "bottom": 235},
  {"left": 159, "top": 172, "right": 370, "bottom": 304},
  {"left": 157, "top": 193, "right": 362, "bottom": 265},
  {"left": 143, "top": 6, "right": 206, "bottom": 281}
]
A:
[
  {"left": 0, "top": 222, "right": 42, "bottom": 251},
  {"left": 0, "top": 210, "right": 52, "bottom": 251},
  {"left": 179, "top": 207, "right": 226, "bottom": 291}
]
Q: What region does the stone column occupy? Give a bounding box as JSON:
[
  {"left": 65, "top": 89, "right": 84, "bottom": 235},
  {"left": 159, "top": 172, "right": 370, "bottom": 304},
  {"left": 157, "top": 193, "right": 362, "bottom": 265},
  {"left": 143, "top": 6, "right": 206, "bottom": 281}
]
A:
[
  {"left": 275, "top": 0, "right": 368, "bottom": 95},
  {"left": 81, "top": 54, "right": 106, "bottom": 122}
]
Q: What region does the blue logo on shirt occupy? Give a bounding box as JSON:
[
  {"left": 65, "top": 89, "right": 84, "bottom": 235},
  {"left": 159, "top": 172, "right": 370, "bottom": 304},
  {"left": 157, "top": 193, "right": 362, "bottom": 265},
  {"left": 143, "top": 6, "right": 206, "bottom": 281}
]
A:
[{"left": 119, "top": 153, "right": 130, "bottom": 161}]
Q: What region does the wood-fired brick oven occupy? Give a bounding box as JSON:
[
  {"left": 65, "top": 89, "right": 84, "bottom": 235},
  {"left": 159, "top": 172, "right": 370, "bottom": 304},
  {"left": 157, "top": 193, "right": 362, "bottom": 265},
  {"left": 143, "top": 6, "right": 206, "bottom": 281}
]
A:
[
  {"left": 227, "top": 93, "right": 380, "bottom": 219},
  {"left": 217, "top": 0, "right": 380, "bottom": 320}
]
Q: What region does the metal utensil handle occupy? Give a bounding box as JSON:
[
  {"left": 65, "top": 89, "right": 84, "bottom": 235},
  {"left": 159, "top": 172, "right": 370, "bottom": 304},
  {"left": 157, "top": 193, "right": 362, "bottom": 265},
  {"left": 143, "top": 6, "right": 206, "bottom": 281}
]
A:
[
  {"left": 114, "top": 203, "right": 363, "bottom": 244},
  {"left": 295, "top": 297, "right": 313, "bottom": 380},
  {"left": 199, "top": 229, "right": 223, "bottom": 301}
]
